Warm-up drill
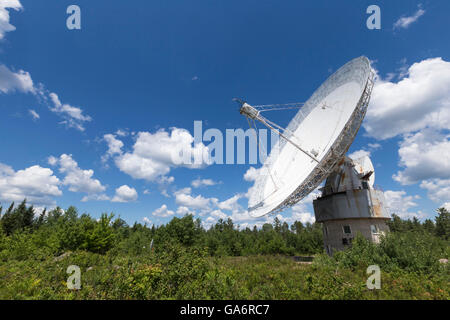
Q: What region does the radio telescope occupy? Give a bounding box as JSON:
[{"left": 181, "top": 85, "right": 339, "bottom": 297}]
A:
[{"left": 238, "top": 56, "right": 375, "bottom": 218}]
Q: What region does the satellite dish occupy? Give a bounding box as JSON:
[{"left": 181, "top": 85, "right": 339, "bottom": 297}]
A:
[{"left": 239, "top": 56, "right": 375, "bottom": 217}]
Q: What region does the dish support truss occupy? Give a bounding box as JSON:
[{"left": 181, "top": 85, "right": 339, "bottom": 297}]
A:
[{"left": 254, "top": 69, "right": 375, "bottom": 215}]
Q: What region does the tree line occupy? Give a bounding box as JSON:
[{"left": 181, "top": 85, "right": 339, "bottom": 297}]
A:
[{"left": 0, "top": 199, "right": 449, "bottom": 257}]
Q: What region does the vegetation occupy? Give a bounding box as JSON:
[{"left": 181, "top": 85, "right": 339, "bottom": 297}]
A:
[{"left": 0, "top": 199, "right": 448, "bottom": 299}]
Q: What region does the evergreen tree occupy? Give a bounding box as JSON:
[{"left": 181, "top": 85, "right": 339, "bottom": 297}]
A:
[
  {"left": 435, "top": 207, "right": 449, "bottom": 240},
  {"left": 423, "top": 219, "right": 435, "bottom": 234},
  {"left": 1, "top": 202, "right": 16, "bottom": 235}
]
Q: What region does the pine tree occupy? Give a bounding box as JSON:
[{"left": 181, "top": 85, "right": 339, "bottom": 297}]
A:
[
  {"left": 1, "top": 202, "right": 15, "bottom": 235},
  {"left": 435, "top": 207, "right": 449, "bottom": 240},
  {"left": 23, "top": 204, "right": 35, "bottom": 229}
]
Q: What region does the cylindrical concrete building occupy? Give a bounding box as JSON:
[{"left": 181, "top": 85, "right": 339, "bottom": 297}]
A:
[{"left": 313, "top": 156, "right": 390, "bottom": 255}]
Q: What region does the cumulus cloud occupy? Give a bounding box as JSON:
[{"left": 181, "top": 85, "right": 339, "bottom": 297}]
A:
[
  {"left": 28, "top": 109, "right": 39, "bottom": 120},
  {"left": 176, "top": 206, "right": 192, "bottom": 215},
  {"left": 102, "top": 133, "right": 124, "bottom": 163},
  {"left": 210, "top": 209, "right": 229, "bottom": 220},
  {"left": 0, "top": 0, "right": 22, "bottom": 40},
  {"left": 384, "top": 190, "right": 425, "bottom": 219},
  {"left": 115, "top": 129, "right": 128, "bottom": 137},
  {"left": 348, "top": 149, "right": 371, "bottom": 160},
  {"left": 285, "top": 190, "right": 320, "bottom": 224},
  {"left": 275, "top": 211, "right": 315, "bottom": 226},
  {"left": 364, "top": 58, "right": 450, "bottom": 140},
  {"left": 0, "top": 64, "right": 91, "bottom": 131},
  {"left": 158, "top": 176, "right": 174, "bottom": 184},
  {"left": 217, "top": 194, "right": 242, "bottom": 211},
  {"left": 0, "top": 162, "right": 61, "bottom": 206},
  {"left": 81, "top": 193, "right": 110, "bottom": 202},
  {"left": 174, "top": 187, "right": 215, "bottom": 210},
  {"left": 112, "top": 128, "right": 210, "bottom": 182},
  {"left": 142, "top": 217, "right": 153, "bottom": 225},
  {"left": 49, "top": 154, "right": 106, "bottom": 195},
  {"left": 393, "top": 130, "right": 450, "bottom": 185},
  {"left": 152, "top": 204, "right": 174, "bottom": 217},
  {"left": 49, "top": 93, "right": 92, "bottom": 131},
  {"left": 394, "top": 6, "right": 425, "bottom": 30},
  {"left": 201, "top": 209, "right": 232, "bottom": 229},
  {"left": 0, "top": 64, "right": 34, "bottom": 94},
  {"left": 112, "top": 185, "right": 138, "bottom": 203},
  {"left": 191, "top": 178, "right": 218, "bottom": 188},
  {"left": 243, "top": 167, "right": 260, "bottom": 182},
  {"left": 419, "top": 179, "right": 450, "bottom": 206},
  {"left": 348, "top": 143, "right": 382, "bottom": 161}
]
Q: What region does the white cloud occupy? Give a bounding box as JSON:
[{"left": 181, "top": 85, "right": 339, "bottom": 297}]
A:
[
  {"left": 443, "top": 202, "right": 450, "bottom": 211},
  {"left": 174, "top": 187, "right": 215, "bottom": 210},
  {"left": 285, "top": 190, "right": 320, "bottom": 224},
  {"left": 364, "top": 58, "right": 450, "bottom": 140},
  {"left": 210, "top": 209, "right": 229, "bottom": 220},
  {"left": 176, "top": 206, "right": 192, "bottom": 215},
  {"left": 49, "top": 92, "right": 92, "bottom": 131},
  {"left": 394, "top": 7, "right": 425, "bottom": 30},
  {"left": 243, "top": 167, "right": 259, "bottom": 182},
  {"left": 393, "top": 130, "right": 450, "bottom": 185},
  {"left": 0, "top": 3, "right": 90, "bottom": 132},
  {"left": 276, "top": 210, "right": 315, "bottom": 226},
  {"left": 348, "top": 149, "right": 371, "bottom": 160},
  {"left": 152, "top": 204, "right": 174, "bottom": 217},
  {"left": 28, "top": 109, "right": 39, "bottom": 120},
  {"left": 81, "top": 193, "right": 110, "bottom": 202},
  {"left": 368, "top": 143, "right": 381, "bottom": 150},
  {"left": 158, "top": 176, "right": 174, "bottom": 184},
  {"left": 49, "top": 154, "right": 106, "bottom": 194},
  {"left": 384, "top": 190, "right": 425, "bottom": 219},
  {"left": 47, "top": 156, "right": 58, "bottom": 166},
  {"left": 112, "top": 185, "right": 138, "bottom": 203},
  {"left": 201, "top": 209, "right": 231, "bottom": 229},
  {"left": 115, "top": 129, "right": 128, "bottom": 137},
  {"left": 419, "top": 179, "right": 450, "bottom": 205},
  {"left": 0, "top": 63, "right": 91, "bottom": 132},
  {"left": 229, "top": 210, "right": 250, "bottom": 222},
  {"left": 102, "top": 134, "right": 124, "bottom": 162},
  {"left": 142, "top": 217, "right": 153, "bottom": 225},
  {"left": 0, "top": 64, "right": 34, "bottom": 94},
  {"left": 0, "top": 0, "right": 22, "bottom": 40},
  {"left": 201, "top": 216, "right": 217, "bottom": 229},
  {"left": 191, "top": 178, "right": 218, "bottom": 188},
  {"left": 217, "top": 194, "right": 242, "bottom": 211},
  {"left": 0, "top": 162, "right": 61, "bottom": 206},
  {"left": 114, "top": 128, "right": 210, "bottom": 182},
  {"left": 348, "top": 143, "right": 382, "bottom": 160}
]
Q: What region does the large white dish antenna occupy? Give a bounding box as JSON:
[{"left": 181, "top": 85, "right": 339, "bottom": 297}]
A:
[{"left": 246, "top": 56, "right": 374, "bottom": 217}]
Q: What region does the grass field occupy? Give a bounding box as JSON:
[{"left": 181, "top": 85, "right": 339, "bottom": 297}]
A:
[
  {"left": 1, "top": 251, "right": 448, "bottom": 300},
  {"left": 1, "top": 204, "right": 448, "bottom": 300}
]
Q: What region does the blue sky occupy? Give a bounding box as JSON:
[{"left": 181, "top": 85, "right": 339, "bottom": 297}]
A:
[{"left": 0, "top": 0, "right": 449, "bottom": 227}]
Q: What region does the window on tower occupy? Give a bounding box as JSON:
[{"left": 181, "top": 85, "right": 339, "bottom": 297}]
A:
[
  {"left": 343, "top": 225, "right": 352, "bottom": 235},
  {"left": 371, "top": 224, "right": 379, "bottom": 234}
]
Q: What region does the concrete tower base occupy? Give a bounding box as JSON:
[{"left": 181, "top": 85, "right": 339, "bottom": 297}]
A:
[
  {"left": 321, "top": 218, "right": 389, "bottom": 255},
  {"left": 313, "top": 156, "right": 391, "bottom": 255}
]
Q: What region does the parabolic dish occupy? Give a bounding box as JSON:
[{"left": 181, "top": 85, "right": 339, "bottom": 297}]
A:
[{"left": 248, "top": 56, "right": 374, "bottom": 217}]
